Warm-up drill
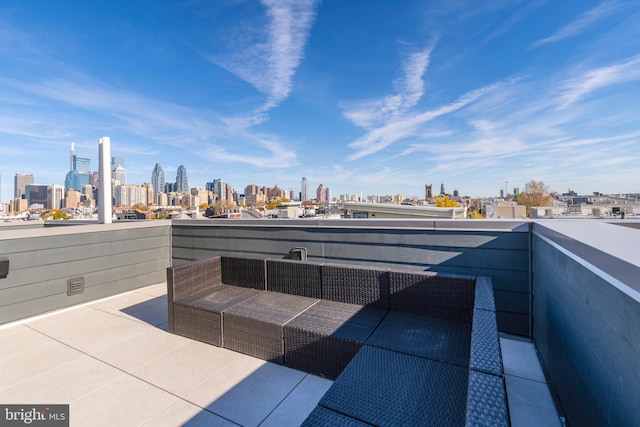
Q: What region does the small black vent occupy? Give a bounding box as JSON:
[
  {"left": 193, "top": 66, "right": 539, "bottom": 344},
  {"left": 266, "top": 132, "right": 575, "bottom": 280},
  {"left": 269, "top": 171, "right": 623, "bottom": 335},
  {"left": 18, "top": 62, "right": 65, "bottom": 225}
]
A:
[{"left": 67, "top": 277, "right": 85, "bottom": 295}]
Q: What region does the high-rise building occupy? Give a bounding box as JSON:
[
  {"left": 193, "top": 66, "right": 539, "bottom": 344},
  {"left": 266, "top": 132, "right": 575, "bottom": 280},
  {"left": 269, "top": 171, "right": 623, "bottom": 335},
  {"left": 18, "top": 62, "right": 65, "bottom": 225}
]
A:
[
  {"left": 316, "top": 184, "right": 326, "bottom": 202},
  {"left": 47, "top": 185, "right": 64, "bottom": 210},
  {"left": 65, "top": 143, "right": 92, "bottom": 192},
  {"left": 176, "top": 165, "right": 189, "bottom": 193},
  {"left": 112, "top": 158, "right": 127, "bottom": 184},
  {"left": 25, "top": 184, "right": 48, "bottom": 208},
  {"left": 213, "top": 179, "right": 225, "bottom": 201},
  {"left": 325, "top": 187, "right": 332, "bottom": 203},
  {"left": 151, "top": 163, "right": 165, "bottom": 196},
  {"left": 301, "top": 177, "right": 309, "bottom": 202},
  {"left": 14, "top": 174, "right": 34, "bottom": 200}
]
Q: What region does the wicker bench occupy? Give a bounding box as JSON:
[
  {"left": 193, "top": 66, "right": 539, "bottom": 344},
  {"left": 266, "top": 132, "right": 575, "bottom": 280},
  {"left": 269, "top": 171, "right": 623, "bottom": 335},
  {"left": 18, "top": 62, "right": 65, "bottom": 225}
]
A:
[{"left": 167, "top": 256, "right": 509, "bottom": 426}]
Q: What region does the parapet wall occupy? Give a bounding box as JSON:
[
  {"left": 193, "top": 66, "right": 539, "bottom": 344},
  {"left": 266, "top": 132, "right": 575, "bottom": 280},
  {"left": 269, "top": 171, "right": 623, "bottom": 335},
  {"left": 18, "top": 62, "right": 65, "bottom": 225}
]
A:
[
  {"left": 0, "top": 222, "right": 171, "bottom": 324},
  {"left": 532, "top": 221, "right": 640, "bottom": 426}
]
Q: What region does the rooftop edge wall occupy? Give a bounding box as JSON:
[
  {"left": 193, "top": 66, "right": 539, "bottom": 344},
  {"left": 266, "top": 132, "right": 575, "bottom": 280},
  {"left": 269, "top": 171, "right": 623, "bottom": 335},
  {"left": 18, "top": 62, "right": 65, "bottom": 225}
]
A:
[
  {"left": 0, "top": 222, "right": 171, "bottom": 325},
  {"left": 532, "top": 221, "right": 640, "bottom": 427}
]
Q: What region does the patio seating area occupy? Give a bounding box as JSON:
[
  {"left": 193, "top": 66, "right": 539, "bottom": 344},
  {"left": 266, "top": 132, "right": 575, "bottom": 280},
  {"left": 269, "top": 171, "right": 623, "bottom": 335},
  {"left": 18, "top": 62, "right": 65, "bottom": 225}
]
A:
[
  {"left": 0, "top": 282, "right": 559, "bottom": 426},
  {"left": 168, "top": 256, "right": 510, "bottom": 425}
]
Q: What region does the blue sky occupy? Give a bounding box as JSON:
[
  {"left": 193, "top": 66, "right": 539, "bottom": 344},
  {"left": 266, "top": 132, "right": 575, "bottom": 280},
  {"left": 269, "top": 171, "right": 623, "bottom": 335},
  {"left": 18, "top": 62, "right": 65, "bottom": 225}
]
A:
[{"left": 1, "top": 0, "right": 639, "bottom": 202}]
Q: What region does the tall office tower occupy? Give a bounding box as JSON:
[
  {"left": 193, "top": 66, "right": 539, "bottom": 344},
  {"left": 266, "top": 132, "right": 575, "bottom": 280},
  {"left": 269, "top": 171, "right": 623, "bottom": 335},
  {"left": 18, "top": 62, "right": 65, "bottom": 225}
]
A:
[
  {"left": 440, "top": 183, "right": 445, "bottom": 196},
  {"left": 112, "top": 156, "right": 126, "bottom": 184},
  {"left": 151, "top": 163, "right": 165, "bottom": 196},
  {"left": 325, "top": 187, "right": 331, "bottom": 203},
  {"left": 14, "top": 174, "right": 34, "bottom": 200},
  {"left": 301, "top": 177, "right": 309, "bottom": 202},
  {"left": 47, "top": 185, "right": 64, "bottom": 210},
  {"left": 142, "top": 183, "right": 154, "bottom": 205},
  {"left": 213, "top": 179, "right": 225, "bottom": 201},
  {"left": 25, "top": 184, "right": 48, "bottom": 207},
  {"left": 176, "top": 165, "right": 189, "bottom": 193},
  {"left": 316, "top": 184, "right": 326, "bottom": 202},
  {"left": 65, "top": 143, "right": 92, "bottom": 191},
  {"left": 111, "top": 156, "right": 124, "bottom": 170}
]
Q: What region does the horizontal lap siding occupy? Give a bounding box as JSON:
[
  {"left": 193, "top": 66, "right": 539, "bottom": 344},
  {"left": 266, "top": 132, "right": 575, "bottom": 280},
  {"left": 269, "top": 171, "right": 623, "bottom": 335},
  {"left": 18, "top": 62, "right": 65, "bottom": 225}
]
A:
[
  {"left": 172, "top": 222, "right": 531, "bottom": 336},
  {"left": 0, "top": 224, "right": 171, "bottom": 324}
]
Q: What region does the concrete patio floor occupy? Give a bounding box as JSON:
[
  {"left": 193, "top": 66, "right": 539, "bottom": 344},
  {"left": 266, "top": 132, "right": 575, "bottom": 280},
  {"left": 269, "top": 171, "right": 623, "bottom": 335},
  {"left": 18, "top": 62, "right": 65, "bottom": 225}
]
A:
[{"left": 0, "top": 283, "right": 561, "bottom": 426}]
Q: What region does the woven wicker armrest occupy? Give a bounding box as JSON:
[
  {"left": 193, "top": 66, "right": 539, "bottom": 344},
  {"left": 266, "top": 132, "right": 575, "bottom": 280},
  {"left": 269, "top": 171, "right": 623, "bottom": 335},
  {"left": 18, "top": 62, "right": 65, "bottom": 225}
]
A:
[
  {"left": 388, "top": 270, "right": 475, "bottom": 321},
  {"left": 465, "top": 370, "right": 510, "bottom": 426},
  {"left": 167, "top": 256, "right": 224, "bottom": 333},
  {"left": 470, "top": 307, "right": 503, "bottom": 376},
  {"left": 320, "top": 263, "right": 390, "bottom": 310},
  {"left": 474, "top": 276, "right": 497, "bottom": 312}
]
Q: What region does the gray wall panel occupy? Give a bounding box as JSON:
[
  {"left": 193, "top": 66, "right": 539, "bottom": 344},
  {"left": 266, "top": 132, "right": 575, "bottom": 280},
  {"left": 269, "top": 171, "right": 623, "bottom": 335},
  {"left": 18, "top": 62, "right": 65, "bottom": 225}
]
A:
[
  {"left": 532, "top": 227, "right": 640, "bottom": 427},
  {"left": 0, "top": 223, "right": 171, "bottom": 324}
]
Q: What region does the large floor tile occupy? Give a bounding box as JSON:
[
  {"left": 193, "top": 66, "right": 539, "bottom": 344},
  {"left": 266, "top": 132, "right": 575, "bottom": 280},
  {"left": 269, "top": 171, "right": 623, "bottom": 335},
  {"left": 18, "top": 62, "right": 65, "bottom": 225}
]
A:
[
  {"left": 0, "top": 339, "right": 84, "bottom": 390},
  {"left": 505, "top": 375, "right": 562, "bottom": 427},
  {"left": 132, "top": 340, "right": 243, "bottom": 396},
  {"left": 26, "top": 307, "right": 120, "bottom": 339},
  {"left": 92, "top": 326, "right": 191, "bottom": 372},
  {"left": 189, "top": 360, "right": 307, "bottom": 427},
  {"left": 501, "top": 336, "right": 547, "bottom": 382},
  {"left": 0, "top": 355, "right": 123, "bottom": 403},
  {"left": 0, "top": 325, "right": 52, "bottom": 358},
  {"left": 71, "top": 374, "right": 178, "bottom": 427},
  {"left": 135, "top": 283, "right": 168, "bottom": 297},
  {"left": 141, "top": 399, "right": 240, "bottom": 427},
  {"left": 57, "top": 314, "right": 150, "bottom": 354},
  {"left": 259, "top": 374, "right": 333, "bottom": 427},
  {"left": 90, "top": 291, "right": 161, "bottom": 314},
  {"left": 118, "top": 297, "right": 168, "bottom": 327}
]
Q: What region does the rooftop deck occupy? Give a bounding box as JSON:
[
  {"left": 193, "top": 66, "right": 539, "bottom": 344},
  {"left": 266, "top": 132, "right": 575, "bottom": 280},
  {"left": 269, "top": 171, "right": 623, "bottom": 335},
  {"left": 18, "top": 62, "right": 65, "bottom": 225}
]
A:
[
  {"left": 0, "top": 283, "right": 559, "bottom": 426},
  {"left": 1, "top": 218, "right": 638, "bottom": 425}
]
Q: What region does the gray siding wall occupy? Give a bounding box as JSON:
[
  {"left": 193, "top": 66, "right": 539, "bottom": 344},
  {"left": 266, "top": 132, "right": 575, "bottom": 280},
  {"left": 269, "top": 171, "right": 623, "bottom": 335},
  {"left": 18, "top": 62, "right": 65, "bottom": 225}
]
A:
[
  {"left": 0, "top": 222, "right": 171, "bottom": 324},
  {"left": 172, "top": 219, "right": 531, "bottom": 336},
  {"left": 532, "top": 223, "right": 640, "bottom": 427}
]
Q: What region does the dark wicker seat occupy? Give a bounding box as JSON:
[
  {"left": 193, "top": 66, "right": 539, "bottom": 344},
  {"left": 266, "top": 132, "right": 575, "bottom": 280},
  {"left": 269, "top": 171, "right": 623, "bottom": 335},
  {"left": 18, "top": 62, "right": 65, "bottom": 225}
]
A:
[
  {"left": 266, "top": 258, "right": 322, "bottom": 298},
  {"left": 167, "top": 256, "right": 266, "bottom": 345},
  {"left": 284, "top": 300, "right": 385, "bottom": 379},
  {"left": 222, "top": 291, "right": 319, "bottom": 364},
  {"left": 173, "top": 285, "right": 262, "bottom": 346},
  {"left": 367, "top": 310, "right": 471, "bottom": 367},
  {"left": 317, "top": 345, "right": 470, "bottom": 426}
]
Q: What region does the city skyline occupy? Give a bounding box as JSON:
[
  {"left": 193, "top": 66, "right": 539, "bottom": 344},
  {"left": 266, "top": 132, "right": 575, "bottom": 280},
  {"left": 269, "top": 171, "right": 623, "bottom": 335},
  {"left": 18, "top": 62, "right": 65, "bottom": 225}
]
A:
[{"left": 1, "top": 1, "right": 639, "bottom": 202}]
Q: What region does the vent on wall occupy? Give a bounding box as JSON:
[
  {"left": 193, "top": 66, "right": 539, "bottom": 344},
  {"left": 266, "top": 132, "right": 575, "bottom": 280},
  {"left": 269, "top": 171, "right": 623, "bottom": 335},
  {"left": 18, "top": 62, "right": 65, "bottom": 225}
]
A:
[
  {"left": 67, "top": 277, "right": 85, "bottom": 295},
  {"left": 0, "top": 256, "right": 8, "bottom": 279}
]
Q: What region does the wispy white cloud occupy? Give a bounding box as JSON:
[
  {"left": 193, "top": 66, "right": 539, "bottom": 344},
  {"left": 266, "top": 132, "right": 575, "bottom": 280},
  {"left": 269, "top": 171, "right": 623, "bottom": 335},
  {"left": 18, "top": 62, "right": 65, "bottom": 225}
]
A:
[
  {"left": 530, "top": 0, "right": 624, "bottom": 49},
  {"left": 209, "top": 0, "right": 319, "bottom": 128},
  {"left": 347, "top": 78, "right": 503, "bottom": 160},
  {"left": 0, "top": 74, "right": 299, "bottom": 169},
  {"left": 556, "top": 55, "right": 640, "bottom": 109},
  {"left": 342, "top": 46, "right": 434, "bottom": 129}
]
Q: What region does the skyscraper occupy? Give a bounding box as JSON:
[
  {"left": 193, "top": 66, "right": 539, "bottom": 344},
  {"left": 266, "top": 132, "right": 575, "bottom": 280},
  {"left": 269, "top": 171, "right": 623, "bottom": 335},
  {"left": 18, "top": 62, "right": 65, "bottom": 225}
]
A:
[
  {"left": 176, "top": 165, "right": 189, "bottom": 193},
  {"left": 111, "top": 156, "right": 126, "bottom": 184},
  {"left": 14, "top": 173, "right": 34, "bottom": 200},
  {"left": 301, "top": 177, "right": 309, "bottom": 202},
  {"left": 151, "top": 163, "right": 165, "bottom": 196},
  {"left": 25, "top": 184, "right": 48, "bottom": 208},
  {"left": 65, "top": 143, "right": 92, "bottom": 192},
  {"left": 47, "top": 185, "right": 64, "bottom": 210},
  {"left": 316, "top": 184, "right": 326, "bottom": 202}
]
